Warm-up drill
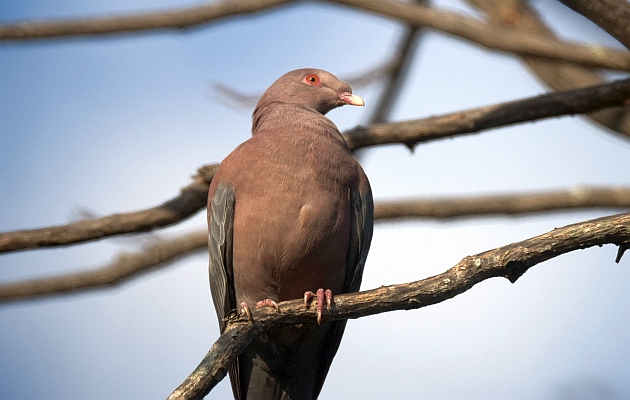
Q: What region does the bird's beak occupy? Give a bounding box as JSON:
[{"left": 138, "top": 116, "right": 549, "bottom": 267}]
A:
[{"left": 339, "top": 92, "right": 365, "bottom": 107}]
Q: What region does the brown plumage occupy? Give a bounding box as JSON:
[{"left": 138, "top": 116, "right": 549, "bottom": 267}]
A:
[{"left": 208, "top": 69, "right": 373, "bottom": 400}]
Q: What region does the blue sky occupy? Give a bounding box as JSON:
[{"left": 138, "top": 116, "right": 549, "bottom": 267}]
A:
[{"left": 1, "top": 0, "right": 629, "bottom": 399}]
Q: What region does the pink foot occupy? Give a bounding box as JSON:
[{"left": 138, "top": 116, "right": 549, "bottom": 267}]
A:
[
  {"left": 256, "top": 299, "right": 280, "bottom": 312},
  {"left": 304, "top": 288, "right": 333, "bottom": 325}
]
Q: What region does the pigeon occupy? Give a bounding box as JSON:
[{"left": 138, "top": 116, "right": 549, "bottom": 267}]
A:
[{"left": 208, "top": 68, "right": 373, "bottom": 400}]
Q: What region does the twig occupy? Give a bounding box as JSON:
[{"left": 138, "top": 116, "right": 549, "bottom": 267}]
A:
[
  {"left": 367, "top": 0, "right": 427, "bottom": 124},
  {"left": 212, "top": 58, "right": 397, "bottom": 111},
  {"left": 341, "top": 56, "right": 400, "bottom": 88},
  {"left": 168, "top": 211, "right": 630, "bottom": 400}
]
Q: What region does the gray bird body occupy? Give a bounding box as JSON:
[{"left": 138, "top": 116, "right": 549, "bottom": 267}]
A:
[{"left": 208, "top": 69, "right": 373, "bottom": 400}]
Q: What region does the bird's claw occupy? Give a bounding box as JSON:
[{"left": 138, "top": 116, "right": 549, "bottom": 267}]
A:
[
  {"left": 304, "top": 288, "right": 334, "bottom": 325},
  {"left": 304, "top": 291, "right": 315, "bottom": 306},
  {"left": 241, "top": 302, "right": 253, "bottom": 322},
  {"left": 241, "top": 299, "right": 279, "bottom": 322},
  {"left": 256, "top": 299, "right": 280, "bottom": 313},
  {"left": 324, "top": 289, "right": 333, "bottom": 312}
]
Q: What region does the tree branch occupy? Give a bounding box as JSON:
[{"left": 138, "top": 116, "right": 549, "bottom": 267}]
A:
[
  {"left": 3, "top": 185, "right": 627, "bottom": 303},
  {"left": 0, "top": 230, "right": 207, "bottom": 303},
  {"left": 559, "top": 0, "right": 630, "bottom": 49},
  {"left": 3, "top": 0, "right": 630, "bottom": 74},
  {"left": 168, "top": 211, "right": 630, "bottom": 400},
  {"left": 343, "top": 77, "right": 630, "bottom": 150},
  {"left": 166, "top": 320, "right": 259, "bottom": 400},
  {"left": 2, "top": 79, "right": 629, "bottom": 254},
  {"left": 374, "top": 186, "right": 630, "bottom": 220},
  {"left": 367, "top": 0, "right": 428, "bottom": 124},
  {"left": 0, "top": 165, "right": 217, "bottom": 254},
  {"left": 326, "top": 0, "right": 630, "bottom": 72},
  {"left": 0, "top": 0, "right": 292, "bottom": 40},
  {"left": 468, "top": 0, "right": 630, "bottom": 141}
]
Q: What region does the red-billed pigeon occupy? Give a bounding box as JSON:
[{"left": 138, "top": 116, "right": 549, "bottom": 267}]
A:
[{"left": 207, "top": 69, "right": 373, "bottom": 400}]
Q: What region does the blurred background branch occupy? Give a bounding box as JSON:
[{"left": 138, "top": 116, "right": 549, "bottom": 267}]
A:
[
  {"left": 559, "top": 0, "right": 630, "bottom": 49},
  {"left": 0, "top": 230, "right": 207, "bottom": 303},
  {"left": 469, "top": 0, "right": 630, "bottom": 141},
  {"left": 2, "top": 186, "right": 628, "bottom": 303},
  {"left": 2, "top": 0, "right": 630, "bottom": 72},
  {"left": 2, "top": 78, "right": 628, "bottom": 254}
]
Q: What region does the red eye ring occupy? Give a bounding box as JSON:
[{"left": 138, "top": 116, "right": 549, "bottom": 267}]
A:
[{"left": 304, "top": 74, "right": 321, "bottom": 86}]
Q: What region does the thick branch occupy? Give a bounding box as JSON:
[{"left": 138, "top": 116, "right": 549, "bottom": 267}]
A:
[
  {"left": 168, "top": 211, "right": 630, "bottom": 400},
  {"left": 0, "top": 0, "right": 292, "bottom": 40},
  {"left": 0, "top": 230, "right": 207, "bottom": 303},
  {"left": 0, "top": 165, "right": 217, "bottom": 254},
  {"left": 327, "top": 0, "right": 630, "bottom": 72},
  {"left": 560, "top": 0, "right": 630, "bottom": 49},
  {"left": 2, "top": 79, "right": 629, "bottom": 254},
  {"left": 468, "top": 0, "right": 630, "bottom": 141},
  {"left": 343, "top": 77, "right": 630, "bottom": 150}
]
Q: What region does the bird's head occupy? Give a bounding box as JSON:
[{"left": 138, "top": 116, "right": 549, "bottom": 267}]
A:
[{"left": 255, "top": 68, "right": 364, "bottom": 116}]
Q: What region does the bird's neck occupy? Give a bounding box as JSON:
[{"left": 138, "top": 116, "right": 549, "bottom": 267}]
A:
[{"left": 251, "top": 102, "right": 347, "bottom": 147}]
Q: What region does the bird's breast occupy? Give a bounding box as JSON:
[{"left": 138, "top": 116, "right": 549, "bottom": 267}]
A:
[
  {"left": 226, "top": 125, "right": 358, "bottom": 305},
  {"left": 232, "top": 177, "right": 352, "bottom": 304}
]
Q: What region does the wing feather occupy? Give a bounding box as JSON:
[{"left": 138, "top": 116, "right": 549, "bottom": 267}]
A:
[
  {"left": 209, "top": 183, "right": 244, "bottom": 399},
  {"left": 208, "top": 182, "right": 235, "bottom": 332}
]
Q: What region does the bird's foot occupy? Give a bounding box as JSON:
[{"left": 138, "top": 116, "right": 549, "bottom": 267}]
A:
[
  {"left": 256, "top": 299, "right": 280, "bottom": 312},
  {"left": 304, "top": 288, "right": 333, "bottom": 325},
  {"left": 240, "top": 301, "right": 253, "bottom": 322}
]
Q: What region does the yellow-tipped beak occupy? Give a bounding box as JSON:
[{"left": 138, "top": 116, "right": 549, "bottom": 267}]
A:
[{"left": 339, "top": 92, "right": 365, "bottom": 107}]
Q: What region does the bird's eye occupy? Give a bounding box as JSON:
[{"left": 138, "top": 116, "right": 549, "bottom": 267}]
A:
[{"left": 304, "top": 74, "right": 321, "bottom": 86}]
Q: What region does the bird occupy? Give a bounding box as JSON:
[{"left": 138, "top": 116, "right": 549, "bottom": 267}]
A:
[{"left": 207, "top": 68, "right": 373, "bottom": 400}]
